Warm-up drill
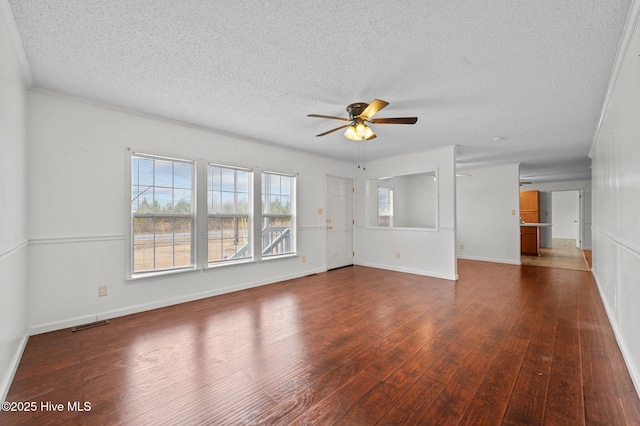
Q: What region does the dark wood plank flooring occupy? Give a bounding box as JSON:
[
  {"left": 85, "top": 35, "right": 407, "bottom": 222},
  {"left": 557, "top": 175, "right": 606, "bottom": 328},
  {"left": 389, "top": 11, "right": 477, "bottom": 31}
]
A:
[{"left": 2, "top": 260, "right": 639, "bottom": 425}]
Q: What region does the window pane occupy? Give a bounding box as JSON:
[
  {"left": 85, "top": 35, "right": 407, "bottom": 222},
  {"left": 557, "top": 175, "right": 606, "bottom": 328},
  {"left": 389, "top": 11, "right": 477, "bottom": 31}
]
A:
[
  {"left": 207, "top": 164, "right": 253, "bottom": 264},
  {"left": 221, "top": 192, "right": 235, "bottom": 213},
  {"left": 174, "top": 189, "right": 192, "bottom": 213},
  {"left": 220, "top": 168, "right": 235, "bottom": 191},
  {"left": 261, "top": 172, "right": 295, "bottom": 257},
  {"left": 133, "top": 217, "right": 154, "bottom": 272},
  {"left": 378, "top": 187, "right": 393, "bottom": 227},
  {"left": 132, "top": 186, "right": 153, "bottom": 213},
  {"left": 262, "top": 216, "right": 292, "bottom": 256},
  {"left": 132, "top": 156, "right": 154, "bottom": 186},
  {"left": 208, "top": 217, "right": 251, "bottom": 263},
  {"left": 173, "top": 162, "right": 192, "bottom": 189},
  {"left": 153, "top": 217, "right": 174, "bottom": 270},
  {"left": 236, "top": 170, "right": 250, "bottom": 193},
  {"left": 130, "top": 154, "right": 195, "bottom": 275},
  {"left": 280, "top": 177, "right": 291, "bottom": 196},
  {"left": 154, "top": 159, "right": 174, "bottom": 188},
  {"left": 154, "top": 187, "right": 173, "bottom": 212},
  {"left": 210, "top": 167, "right": 221, "bottom": 189},
  {"left": 209, "top": 190, "right": 222, "bottom": 214},
  {"left": 237, "top": 192, "right": 249, "bottom": 214},
  {"left": 173, "top": 217, "right": 192, "bottom": 268}
]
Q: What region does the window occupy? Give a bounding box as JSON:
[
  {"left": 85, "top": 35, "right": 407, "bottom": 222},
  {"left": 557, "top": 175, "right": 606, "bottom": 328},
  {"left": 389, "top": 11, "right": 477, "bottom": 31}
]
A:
[
  {"left": 261, "top": 172, "right": 295, "bottom": 257},
  {"left": 128, "top": 152, "right": 299, "bottom": 278},
  {"left": 130, "top": 154, "right": 195, "bottom": 274},
  {"left": 207, "top": 164, "right": 253, "bottom": 264},
  {"left": 378, "top": 186, "right": 393, "bottom": 226}
]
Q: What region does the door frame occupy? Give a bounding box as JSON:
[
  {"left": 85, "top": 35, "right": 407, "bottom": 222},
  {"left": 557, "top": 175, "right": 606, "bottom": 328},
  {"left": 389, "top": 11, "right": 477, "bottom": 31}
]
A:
[
  {"left": 550, "top": 189, "right": 583, "bottom": 249},
  {"left": 325, "top": 174, "right": 355, "bottom": 270}
]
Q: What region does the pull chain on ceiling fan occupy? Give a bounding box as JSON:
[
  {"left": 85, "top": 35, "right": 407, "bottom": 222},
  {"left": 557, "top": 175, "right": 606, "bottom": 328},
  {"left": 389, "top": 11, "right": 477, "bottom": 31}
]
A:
[{"left": 307, "top": 99, "right": 418, "bottom": 141}]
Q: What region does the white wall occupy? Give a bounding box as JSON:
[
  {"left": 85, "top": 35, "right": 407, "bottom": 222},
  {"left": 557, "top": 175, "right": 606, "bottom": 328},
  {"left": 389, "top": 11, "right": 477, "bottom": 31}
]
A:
[
  {"left": 525, "top": 180, "right": 592, "bottom": 249},
  {"left": 456, "top": 164, "right": 521, "bottom": 265},
  {"left": 26, "top": 90, "right": 355, "bottom": 333},
  {"left": 355, "top": 146, "right": 457, "bottom": 280},
  {"left": 551, "top": 191, "right": 579, "bottom": 240},
  {"left": 590, "top": 0, "right": 640, "bottom": 396},
  {"left": 539, "top": 191, "right": 552, "bottom": 247},
  {"left": 0, "top": 1, "right": 29, "bottom": 401},
  {"left": 406, "top": 173, "right": 437, "bottom": 228}
]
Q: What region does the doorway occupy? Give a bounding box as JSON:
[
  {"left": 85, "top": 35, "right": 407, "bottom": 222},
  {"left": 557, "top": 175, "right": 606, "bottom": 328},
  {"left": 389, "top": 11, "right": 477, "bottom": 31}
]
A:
[
  {"left": 520, "top": 189, "right": 588, "bottom": 271},
  {"left": 326, "top": 175, "right": 354, "bottom": 270},
  {"left": 551, "top": 190, "right": 581, "bottom": 249}
]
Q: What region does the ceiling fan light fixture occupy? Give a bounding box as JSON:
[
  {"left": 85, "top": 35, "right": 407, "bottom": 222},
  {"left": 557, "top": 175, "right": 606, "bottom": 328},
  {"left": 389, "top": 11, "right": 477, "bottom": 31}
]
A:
[
  {"left": 355, "top": 119, "right": 367, "bottom": 137},
  {"left": 364, "top": 126, "right": 375, "bottom": 140},
  {"left": 308, "top": 99, "right": 417, "bottom": 140},
  {"left": 344, "top": 125, "right": 362, "bottom": 141}
]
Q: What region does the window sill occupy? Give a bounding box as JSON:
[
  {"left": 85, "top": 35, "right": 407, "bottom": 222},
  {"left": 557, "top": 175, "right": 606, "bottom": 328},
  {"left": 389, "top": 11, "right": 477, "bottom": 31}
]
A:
[
  {"left": 126, "top": 266, "right": 199, "bottom": 283},
  {"left": 261, "top": 253, "right": 297, "bottom": 262},
  {"left": 205, "top": 258, "right": 256, "bottom": 270}
]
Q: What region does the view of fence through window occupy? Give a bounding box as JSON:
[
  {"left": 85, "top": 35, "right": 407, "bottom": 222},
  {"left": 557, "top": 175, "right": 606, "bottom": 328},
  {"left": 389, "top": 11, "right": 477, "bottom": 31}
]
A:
[
  {"left": 131, "top": 155, "right": 194, "bottom": 273},
  {"left": 208, "top": 165, "right": 252, "bottom": 263},
  {"left": 262, "top": 172, "right": 294, "bottom": 256},
  {"left": 130, "top": 156, "right": 295, "bottom": 275}
]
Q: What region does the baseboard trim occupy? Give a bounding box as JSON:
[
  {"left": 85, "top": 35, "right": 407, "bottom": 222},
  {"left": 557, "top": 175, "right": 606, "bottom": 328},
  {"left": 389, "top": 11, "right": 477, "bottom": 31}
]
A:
[
  {"left": 28, "top": 267, "right": 327, "bottom": 336},
  {"left": 0, "top": 329, "right": 29, "bottom": 403},
  {"left": 591, "top": 268, "right": 640, "bottom": 399},
  {"left": 355, "top": 262, "right": 456, "bottom": 281},
  {"left": 457, "top": 255, "right": 521, "bottom": 266}
]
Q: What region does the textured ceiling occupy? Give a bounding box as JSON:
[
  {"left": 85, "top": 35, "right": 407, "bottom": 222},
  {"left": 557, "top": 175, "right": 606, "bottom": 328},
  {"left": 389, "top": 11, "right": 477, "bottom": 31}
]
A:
[{"left": 7, "top": 0, "right": 632, "bottom": 182}]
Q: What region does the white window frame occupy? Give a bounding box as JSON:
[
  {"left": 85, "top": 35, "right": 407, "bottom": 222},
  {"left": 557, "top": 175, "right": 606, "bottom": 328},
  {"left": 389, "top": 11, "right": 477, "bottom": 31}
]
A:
[
  {"left": 206, "top": 163, "right": 254, "bottom": 267},
  {"left": 260, "top": 171, "right": 297, "bottom": 259},
  {"left": 127, "top": 150, "right": 197, "bottom": 279},
  {"left": 127, "top": 150, "right": 300, "bottom": 280}
]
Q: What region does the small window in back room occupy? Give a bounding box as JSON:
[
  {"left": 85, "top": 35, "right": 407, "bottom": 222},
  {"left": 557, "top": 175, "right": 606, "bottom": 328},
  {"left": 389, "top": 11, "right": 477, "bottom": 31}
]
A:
[{"left": 378, "top": 186, "right": 394, "bottom": 226}]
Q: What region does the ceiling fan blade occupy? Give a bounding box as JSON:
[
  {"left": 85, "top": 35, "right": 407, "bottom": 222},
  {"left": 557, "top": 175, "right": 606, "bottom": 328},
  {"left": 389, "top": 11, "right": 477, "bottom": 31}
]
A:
[
  {"left": 359, "top": 99, "right": 389, "bottom": 120},
  {"left": 307, "top": 114, "right": 349, "bottom": 121},
  {"left": 370, "top": 117, "right": 418, "bottom": 124},
  {"left": 316, "top": 124, "right": 349, "bottom": 137}
]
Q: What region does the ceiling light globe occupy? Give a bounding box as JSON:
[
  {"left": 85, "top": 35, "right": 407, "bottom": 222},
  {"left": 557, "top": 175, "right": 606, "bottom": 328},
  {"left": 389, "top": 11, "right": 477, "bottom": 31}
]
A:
[
  {"left": 344, "top": 126, "right": 362, "bottom": 141},
  {"left": 364, "top": 126, "right": 375, "bottom": 139}
]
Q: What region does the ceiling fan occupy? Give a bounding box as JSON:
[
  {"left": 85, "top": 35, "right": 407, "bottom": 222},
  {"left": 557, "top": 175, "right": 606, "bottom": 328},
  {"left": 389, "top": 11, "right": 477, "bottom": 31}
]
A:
[{"left": 307, "top": 99, "right": 418, "bottom": 141}]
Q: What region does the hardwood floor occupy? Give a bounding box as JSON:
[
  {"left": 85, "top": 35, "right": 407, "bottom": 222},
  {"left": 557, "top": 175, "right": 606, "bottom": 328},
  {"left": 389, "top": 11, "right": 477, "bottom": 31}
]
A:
[{"left": 3, "top": 261, "right": 639, "bottom": 425}]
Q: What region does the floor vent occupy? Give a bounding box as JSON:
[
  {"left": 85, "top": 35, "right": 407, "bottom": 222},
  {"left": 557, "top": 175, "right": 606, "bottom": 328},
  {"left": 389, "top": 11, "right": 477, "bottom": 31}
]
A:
[{"left": 72, "top": 320, "right": 109, "bottom": 332}]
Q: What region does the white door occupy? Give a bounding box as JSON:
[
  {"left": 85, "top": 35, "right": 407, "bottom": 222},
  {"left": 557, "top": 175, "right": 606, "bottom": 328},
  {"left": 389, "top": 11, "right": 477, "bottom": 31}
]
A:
[
  {"left": 551, "top": 190, "right": 580, "bottom": 242},
  {"left": 326, "top": 175, "right": 354, "bottom": 270}
]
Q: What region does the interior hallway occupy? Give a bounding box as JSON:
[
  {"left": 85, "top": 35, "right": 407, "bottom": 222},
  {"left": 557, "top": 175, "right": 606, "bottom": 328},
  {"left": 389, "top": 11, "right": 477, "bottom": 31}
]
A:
[{"left": 521, "top": 238, "right": 591, "bottom": 271}]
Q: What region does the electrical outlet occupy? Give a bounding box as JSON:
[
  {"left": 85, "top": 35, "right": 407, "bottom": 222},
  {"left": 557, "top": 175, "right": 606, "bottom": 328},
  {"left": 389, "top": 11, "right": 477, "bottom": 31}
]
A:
[
  {"left": 396, "top": 252, "right": 401, "bottom": 259},
  {"left": 318, "top": 208, "right": 323, "bottom": 215},
  {"left": 511, "top": 210, "right": 516, "bottom": 215},
  {"left": 98, "top": 286, "right": 107, "bottom": 297},
  {"left": 460, "top": 243, "right": 464, "bottom": 249},
  {"left": 302, "top": 256, "right": 306, "bottom": 263}
]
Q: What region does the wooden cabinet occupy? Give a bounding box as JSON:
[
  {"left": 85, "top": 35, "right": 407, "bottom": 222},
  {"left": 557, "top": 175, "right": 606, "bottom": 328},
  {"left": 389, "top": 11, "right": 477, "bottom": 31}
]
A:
[
  {"left": 520, "top": 190, "right": 539, "bottom": 223},
  {"left": 520, "top": 190, "right": 540, "bottom": 256},
  {"left": 520, "top": 226, "right": 540, "bottom": 256}
]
